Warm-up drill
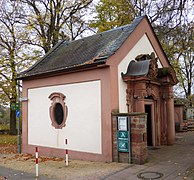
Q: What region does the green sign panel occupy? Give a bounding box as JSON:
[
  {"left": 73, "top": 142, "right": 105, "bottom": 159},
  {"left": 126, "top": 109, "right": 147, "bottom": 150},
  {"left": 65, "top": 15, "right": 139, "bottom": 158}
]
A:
[
  {"left": 118, "top": 140, "right": 129, "bottom": 152},
  {"left": 117, "top": 131, "right": 129, "bottom": 141},
  {"left": 11, "top": 102, "right": 19, "bottom": 111},
  {"left": 117, "top": 130, "right": 129, "bottom": 152}
]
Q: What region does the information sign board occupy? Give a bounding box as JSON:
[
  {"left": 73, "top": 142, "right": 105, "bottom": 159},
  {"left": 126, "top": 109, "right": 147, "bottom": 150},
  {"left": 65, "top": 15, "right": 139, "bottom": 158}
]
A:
[
  {"left": 118, "top": 116, "right": 128, "bottom": 131},
  {"left": 11, "top": 102, "right": 19, "bottom": 111},
  {"left": 117, "top": 131, "right": 129, "bottom": 141},
  {"left": 118, "top": 140, "right": 129, "bottom": 152}
]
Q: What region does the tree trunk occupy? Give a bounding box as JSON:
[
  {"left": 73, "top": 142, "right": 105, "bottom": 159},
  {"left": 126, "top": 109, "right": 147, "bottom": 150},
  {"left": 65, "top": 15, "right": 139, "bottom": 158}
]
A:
[{"left": 10, "top": 107, "right": 17, "bottom": 135}]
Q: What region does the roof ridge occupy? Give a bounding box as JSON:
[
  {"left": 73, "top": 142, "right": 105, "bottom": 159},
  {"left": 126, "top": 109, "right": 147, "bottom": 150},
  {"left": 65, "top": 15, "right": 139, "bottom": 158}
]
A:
[
  {"left": 94, "top": 16, "right": 146, "bottom": 58},
  {"left": 63, "top": 16, "right": 146, "bottom": 47}
]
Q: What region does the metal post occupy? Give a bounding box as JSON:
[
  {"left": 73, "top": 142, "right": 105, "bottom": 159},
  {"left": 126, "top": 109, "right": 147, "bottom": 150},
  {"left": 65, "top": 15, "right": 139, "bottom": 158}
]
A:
[{"left": 17, "top": 67, "right": 21, "bottom": 154}]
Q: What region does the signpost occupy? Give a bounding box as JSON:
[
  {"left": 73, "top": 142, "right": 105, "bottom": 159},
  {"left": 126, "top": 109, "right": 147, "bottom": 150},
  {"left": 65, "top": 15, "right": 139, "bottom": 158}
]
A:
[
  {"left": 16, "top": 110, "right": 20, "bottom": 118},
  {"left": 17, "top": 66, "right": 21, "bottom": 154},
  {"left": 19, "top": 97, "right": 28, "bottom": 102},
  {"left": 117, "top": 116, "right": 131, "bottom": 163}
]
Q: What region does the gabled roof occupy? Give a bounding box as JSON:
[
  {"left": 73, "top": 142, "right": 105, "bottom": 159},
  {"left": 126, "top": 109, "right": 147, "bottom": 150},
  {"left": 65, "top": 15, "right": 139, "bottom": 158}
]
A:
[{"left": 18, "top": 16, "right": 146, "bottom": 79}]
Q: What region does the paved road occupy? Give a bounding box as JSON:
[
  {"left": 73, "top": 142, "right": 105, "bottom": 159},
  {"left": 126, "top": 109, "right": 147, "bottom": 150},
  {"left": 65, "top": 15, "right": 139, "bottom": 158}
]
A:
[
  {"left": 104, "top": 131, "right": 194, "bottom": 180},
  {"left": 0, "top": 166, "right": 55, "bottom": 180}
]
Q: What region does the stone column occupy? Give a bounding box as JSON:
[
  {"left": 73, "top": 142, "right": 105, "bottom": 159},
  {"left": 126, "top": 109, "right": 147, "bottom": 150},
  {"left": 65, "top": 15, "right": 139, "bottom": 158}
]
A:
[
  {"left": 135, "top": 98, "right": 145, "bottom": 112},
  {"left": 162, "top": 86, "right": 175, "bottom": 145},
  {"left": 166, "top": 96, "right": 175, "bottom": 145},
  {"left": 133, "top": 83, "right": 146, "bottom": 113}
]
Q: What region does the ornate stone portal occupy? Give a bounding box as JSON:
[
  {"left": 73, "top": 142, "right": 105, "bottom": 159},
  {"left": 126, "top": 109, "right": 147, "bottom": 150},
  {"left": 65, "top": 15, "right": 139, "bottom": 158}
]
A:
[{"left": 122, "top": 52, "right": 178, "bottom": 146}]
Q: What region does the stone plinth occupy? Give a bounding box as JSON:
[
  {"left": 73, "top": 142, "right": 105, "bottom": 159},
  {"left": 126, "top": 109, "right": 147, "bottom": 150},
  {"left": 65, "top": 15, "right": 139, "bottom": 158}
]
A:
[{"left": 130, "top": 114, "right": 147, "bottom": 164}]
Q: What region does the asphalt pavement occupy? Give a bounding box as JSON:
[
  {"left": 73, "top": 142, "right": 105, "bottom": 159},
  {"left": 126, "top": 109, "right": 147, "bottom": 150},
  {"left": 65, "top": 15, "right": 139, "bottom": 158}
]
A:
[{"left": 0, "top": 166, "right": 55, "bottom": 180}]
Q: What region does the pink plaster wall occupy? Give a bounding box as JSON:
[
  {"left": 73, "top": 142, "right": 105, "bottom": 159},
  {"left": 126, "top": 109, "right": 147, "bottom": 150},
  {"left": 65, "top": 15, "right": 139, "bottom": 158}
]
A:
[{"left": 22, "top": 67, "right": 117, "bottom": 162}]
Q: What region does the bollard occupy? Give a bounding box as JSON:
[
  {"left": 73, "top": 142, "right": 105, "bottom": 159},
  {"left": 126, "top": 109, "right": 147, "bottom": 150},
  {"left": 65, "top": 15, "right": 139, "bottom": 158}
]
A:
[
  {"left": 35, "top": 147, "right": 38, "bottom": 178},
  {"left": 65, "top": 138, "right": 68, "bottom": 166}
]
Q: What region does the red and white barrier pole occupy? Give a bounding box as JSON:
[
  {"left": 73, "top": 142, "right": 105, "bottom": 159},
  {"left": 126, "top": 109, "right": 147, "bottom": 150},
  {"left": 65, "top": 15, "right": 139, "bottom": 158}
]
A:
[
  {"left": 65, "top": 138, "right": 68, "bottom": 166},
  {"left": 35, "top": 147, "right": 38, "bottom": 178}
]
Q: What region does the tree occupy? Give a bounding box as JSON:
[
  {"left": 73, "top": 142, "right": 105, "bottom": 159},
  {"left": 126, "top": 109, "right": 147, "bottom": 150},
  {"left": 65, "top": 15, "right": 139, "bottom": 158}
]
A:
[
  {"left": 0, "top": 106, "right": 10, "bottom": 124},
  {"left": 0, "top": 0, "right": 41, "bottom": 134},
  {"left": 20, "top": 0, "right": 93, "bottom": 53},
  {"left": 131, "top": 0, "right": 190, "bottom": 24},
  {"left": 92, "top": 0, "right": 192, "bottom": 34},
  {"left": 90, "top": 0, "right": 136, "bottom": 32},
  {"left": 0, "top": 0, "right": 95, "bottom": 133},
  {"left": 0, "top": 2, "right": 21, "bottom": 134},
  {"left": 91, "top": 0, "right": 193, "bottom": 100},
  {"left": 170, "top": 23, "right": 194, "bottom": 102}
]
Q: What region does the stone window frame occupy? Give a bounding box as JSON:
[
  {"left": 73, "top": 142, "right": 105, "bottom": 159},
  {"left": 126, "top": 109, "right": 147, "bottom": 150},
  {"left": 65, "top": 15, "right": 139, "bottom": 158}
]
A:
[{"left": 48, "top": 92, "right": 68, "bottom": 129}]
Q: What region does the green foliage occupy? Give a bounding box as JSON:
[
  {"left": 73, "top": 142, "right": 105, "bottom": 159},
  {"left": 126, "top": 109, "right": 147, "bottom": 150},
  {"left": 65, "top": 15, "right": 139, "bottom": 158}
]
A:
[{"left": 90, "top": 0, "right": 135, "bottom": 32}]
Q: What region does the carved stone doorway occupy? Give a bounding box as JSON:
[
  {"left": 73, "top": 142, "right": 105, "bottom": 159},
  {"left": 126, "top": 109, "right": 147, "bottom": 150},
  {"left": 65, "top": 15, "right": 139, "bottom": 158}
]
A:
[{"left": 122, "top": 52, "right": 178, "bottom": 146}]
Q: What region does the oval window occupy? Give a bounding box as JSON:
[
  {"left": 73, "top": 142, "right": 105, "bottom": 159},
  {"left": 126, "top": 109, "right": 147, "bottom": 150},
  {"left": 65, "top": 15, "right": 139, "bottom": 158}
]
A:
[{"left": 54, "top": 103, "right": 64, "bottom": 125}]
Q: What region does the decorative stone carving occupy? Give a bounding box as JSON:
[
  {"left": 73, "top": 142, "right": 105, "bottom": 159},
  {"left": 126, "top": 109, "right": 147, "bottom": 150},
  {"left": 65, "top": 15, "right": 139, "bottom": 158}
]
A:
[
  {"left": 146, "top": 84, "right": 159, "bottom": 99},
  {"left": 126, "top": 89, "right": 133, "bottom": 112},
  {"left": 146, "top": 84, "right": 152, "bottom": 97},
  {"left": 133, "top": 90, "right": 147, "bottom": 100},
  {"left": 135, "top": 54, "right": 151, "bottom": 61},
  {"left": 162, "top": 92, "right": 174, "bottom": 100},
  {"left": 135, "top": 52, "right": 158, "bottom": 80},
  {"left": 147, "top": 52, "right": 158, "bottom": 80},
  {"left": 48, "top": 92, "right": 68, "bottom": 129}
]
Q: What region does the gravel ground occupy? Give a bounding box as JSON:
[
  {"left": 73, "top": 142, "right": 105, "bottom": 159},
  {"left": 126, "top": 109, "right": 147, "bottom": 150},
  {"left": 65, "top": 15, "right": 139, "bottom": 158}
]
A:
[{"left": 0, "top": 154, "right": 129, "bottom": 180}]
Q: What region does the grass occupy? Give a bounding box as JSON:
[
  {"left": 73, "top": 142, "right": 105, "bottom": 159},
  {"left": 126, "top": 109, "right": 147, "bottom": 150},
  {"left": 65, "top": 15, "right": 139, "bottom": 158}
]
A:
[
  {"left": 0, "top": 124, "right": 19, "bottom": 145},
  {"left": 0, "top": 134, "right": 17, "bottom": 145},
  {"left": 0, "top": 124, "right": 9, "bottom": 131}
]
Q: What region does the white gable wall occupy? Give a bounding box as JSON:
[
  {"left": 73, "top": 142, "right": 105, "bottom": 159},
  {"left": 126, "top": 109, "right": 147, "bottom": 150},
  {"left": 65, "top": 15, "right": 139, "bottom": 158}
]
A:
[
  {"left": 28, "top": 80, "right": 102, "bottom": 154},
  {"left": 118, "top": 34, "right": 163, "bottom": 113}
]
